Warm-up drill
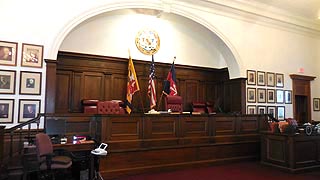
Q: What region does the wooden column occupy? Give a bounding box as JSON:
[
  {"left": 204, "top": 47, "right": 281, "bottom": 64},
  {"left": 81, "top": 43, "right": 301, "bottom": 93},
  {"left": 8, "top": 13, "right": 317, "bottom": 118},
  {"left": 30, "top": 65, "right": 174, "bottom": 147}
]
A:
[
  {"left": 45, "top": 59, "right": 57, "bottom": 113},
  {"left": 290, "top": 74, "right": 316, "bottom": 123}
]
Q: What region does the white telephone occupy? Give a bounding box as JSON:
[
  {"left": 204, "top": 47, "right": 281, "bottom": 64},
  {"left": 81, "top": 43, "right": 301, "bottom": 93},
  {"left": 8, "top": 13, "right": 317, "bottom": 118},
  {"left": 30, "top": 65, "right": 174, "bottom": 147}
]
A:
[{"left": 91, "top": 143, "right": 108, "bottom": 156}]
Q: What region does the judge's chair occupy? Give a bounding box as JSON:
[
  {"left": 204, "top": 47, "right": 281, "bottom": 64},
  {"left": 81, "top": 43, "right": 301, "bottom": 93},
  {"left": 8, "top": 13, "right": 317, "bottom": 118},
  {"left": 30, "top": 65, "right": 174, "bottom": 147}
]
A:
[
  {"left": 165, "top": 95, "right": 183, "bottom": 112},
  {"left": 191, "top": 101, "right": 206, "bottom": 113},
  {"left": 97, "top": 100, "right": 125, "bottom": 114},
  {"left": 35, "top": 133, "right": 72, "bottom": 180}
]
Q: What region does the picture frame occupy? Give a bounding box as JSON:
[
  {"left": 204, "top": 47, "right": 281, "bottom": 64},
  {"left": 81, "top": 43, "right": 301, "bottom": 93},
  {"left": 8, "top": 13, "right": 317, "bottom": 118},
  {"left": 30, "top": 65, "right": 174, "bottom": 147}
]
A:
[
  {"left": 0, "top": 70, "right": 16, "bottom": 94},
  {"left": 285, "top": 90, "right": 292, "bottom": 104},
  {"left": 247, "top": 70, "right": 256, "bottom": 85},
  {"left": 276, "top": 89, "right": 284, "bottom": 104},
  {"left": 21, "top": 43, "right": 44, "bottom": 68},
  {"left": 267, "top": 106, "right": 276, "bottom": 117},
  {"left": 247, "top": 105, "right": 256, "bottom": 114},
  {"left": 0, "top": 40, "right": 18, "bottom": 66},
  {"left": 266, "top": 72, "right": 275, "bottom": 87},
  {"left": 257, "top": 88, "right": 266, "bottom": 103},
  {"left": 313, "top": 98, "right": 320, "bottom": 111},
  {"left": 20, "top": 71, "right": 42, "bottom": 95},
  {"left": 277, "top": 106, "right": 285, "bottom": 120},
  {"left": 267, "top": 89, "right": 275, "bottom": 103},
  {"left": 0, "top": 99, "right": 14, "bottom": 123},
  {"left": 247, "top": 88, "right": 256, "bottom": 103},
  {"left": 257, "top": 71, "right": 265, "bottom": 86},
  {"left": 276, "top": 73, "right": 284, "bottom": 88},
  {"left": 18, "top": 99, "right": 40, "bottom": 123},
  {"left": 257, "top": 106, "right": 266, "bottom": 114}
]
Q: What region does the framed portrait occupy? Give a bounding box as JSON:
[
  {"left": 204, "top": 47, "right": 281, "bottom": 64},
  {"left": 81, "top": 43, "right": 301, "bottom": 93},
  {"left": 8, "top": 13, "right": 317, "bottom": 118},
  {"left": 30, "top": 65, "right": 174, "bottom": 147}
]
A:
[
  {"left": 257, "top": 106, "right": 266, "bottom": 114},
  {"left": 313, "top": 98, "right": 320, "bottom": 111},
  {"left": 285, "top": 90, "right": 292, "bottom": 104},
  {"left": 247, "top": 70, "right": 256, "bottom": 85},
  {"left": 247, "top": 105, "right": 256, "bottom": 114},
  {"left": 277, "top": 106, "right": 285, "bottom": 120},
  {"left": 267, "top": 106, "right": 276, "bottom": 117},
  {"left": 257, "top": 88, "right": 266, "bottom": 103},
  {"left": 267, "top": 89, "right": 275, "bottom": 103},
  {"left": 0, "top": 99, "right": 14, "bottom": 123},
  {"left": 276, "top": 89, "right": 284, "bottom": 104},
  {"left": 18, "top": 99, "right": 40, "bottom": 123},
  {"left": 266, "top": 72, "right": 275, "bottom": 87},
  {"left": 247, "top": 88, "right": 256, "bottom": 103},
  {"left": 257, "top": 71, "right": 265, "bottom": 86},
  {"left": 276, "top": 73, "right": 284, "bottom": 88},
  {"left": 21, "top": 43, "right": 44, "bottom": 68},
  {"left": 20, "top": 71, "right": 42, "bottom": 95},
  {"left": 0, "top": 40, "right": 18, "bottom": 66},
  {"left": 0, "top": 70, "right": 16, "bottom": 94}
]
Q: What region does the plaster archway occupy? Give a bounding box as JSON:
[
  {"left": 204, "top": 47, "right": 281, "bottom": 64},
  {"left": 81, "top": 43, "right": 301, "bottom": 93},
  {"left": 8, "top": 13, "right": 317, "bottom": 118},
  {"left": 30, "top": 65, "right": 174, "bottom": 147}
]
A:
[{"left": 48, "top": 2, "right": 243, "bottom": 78}]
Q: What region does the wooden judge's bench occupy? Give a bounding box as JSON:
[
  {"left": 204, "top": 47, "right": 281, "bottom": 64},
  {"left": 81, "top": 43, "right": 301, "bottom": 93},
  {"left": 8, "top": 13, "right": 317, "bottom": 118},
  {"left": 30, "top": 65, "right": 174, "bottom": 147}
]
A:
[{"left": 45, "top": 113, "right": 269, "bottom": 179}]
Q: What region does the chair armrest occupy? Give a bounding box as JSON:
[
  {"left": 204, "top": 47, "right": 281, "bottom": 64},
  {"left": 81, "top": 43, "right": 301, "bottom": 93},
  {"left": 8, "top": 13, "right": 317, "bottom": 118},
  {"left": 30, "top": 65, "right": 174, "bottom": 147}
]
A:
[{"left": 40, "top": 153, "right": 54, "bottom": 170}]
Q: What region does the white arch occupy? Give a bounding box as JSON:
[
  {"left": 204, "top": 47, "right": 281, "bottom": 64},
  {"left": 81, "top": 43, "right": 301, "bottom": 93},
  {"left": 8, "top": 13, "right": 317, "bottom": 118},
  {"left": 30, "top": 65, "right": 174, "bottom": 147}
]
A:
[{"left": 48, "top": 2, "right": 243, "bottom": 78}]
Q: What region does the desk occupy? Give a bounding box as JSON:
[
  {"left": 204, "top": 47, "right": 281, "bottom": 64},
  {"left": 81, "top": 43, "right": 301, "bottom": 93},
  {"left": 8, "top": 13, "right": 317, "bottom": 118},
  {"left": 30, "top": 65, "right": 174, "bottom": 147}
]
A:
[
  {"left": 261, "top": 131, "right": 320, "bottom": 172},
  {"left": 53, "top": 141, "right": 96, "bottom": 180}
]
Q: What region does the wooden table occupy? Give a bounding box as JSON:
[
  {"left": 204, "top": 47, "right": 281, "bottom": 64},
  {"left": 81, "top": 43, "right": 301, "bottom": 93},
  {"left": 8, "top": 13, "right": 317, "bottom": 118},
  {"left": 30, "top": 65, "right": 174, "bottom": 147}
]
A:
[{"left": 260, "top": 131, "right": 320, "bottom": 172}]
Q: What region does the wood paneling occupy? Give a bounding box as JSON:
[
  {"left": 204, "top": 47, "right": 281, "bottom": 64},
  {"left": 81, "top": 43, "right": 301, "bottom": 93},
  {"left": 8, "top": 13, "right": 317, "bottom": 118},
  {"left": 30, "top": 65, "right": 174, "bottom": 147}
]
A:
[{"left": 54, "top": 51, "right": 246, "bottom": 114}]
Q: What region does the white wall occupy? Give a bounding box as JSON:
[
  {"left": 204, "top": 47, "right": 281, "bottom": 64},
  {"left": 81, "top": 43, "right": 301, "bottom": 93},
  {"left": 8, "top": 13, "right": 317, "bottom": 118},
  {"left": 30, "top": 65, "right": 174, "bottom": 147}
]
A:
[{"left": 0, "top": 0, "right": 319, "bottom": 128}]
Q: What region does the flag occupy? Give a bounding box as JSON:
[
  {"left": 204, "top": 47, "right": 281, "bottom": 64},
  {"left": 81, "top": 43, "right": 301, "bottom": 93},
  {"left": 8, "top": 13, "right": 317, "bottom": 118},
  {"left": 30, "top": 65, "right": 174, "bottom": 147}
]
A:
[
  {"left": 148, "top": 55, "right": 156, "bottom": 109},
  {"left": 126, "top": 54, "right": 140, "bottom": 114},
  {"left": 163, "top": 60, "right": 177, "bottom": 96}
]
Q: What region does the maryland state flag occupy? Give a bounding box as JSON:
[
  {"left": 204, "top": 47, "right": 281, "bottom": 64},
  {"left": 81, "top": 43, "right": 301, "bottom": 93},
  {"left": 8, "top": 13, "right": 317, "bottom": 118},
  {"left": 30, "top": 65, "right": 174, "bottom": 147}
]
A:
[
  {"left": 163, "top": 60, "right": 177, "bottom": 96},
  {"left": 126, "top": 54, "right": 140, "bottom": 114}
]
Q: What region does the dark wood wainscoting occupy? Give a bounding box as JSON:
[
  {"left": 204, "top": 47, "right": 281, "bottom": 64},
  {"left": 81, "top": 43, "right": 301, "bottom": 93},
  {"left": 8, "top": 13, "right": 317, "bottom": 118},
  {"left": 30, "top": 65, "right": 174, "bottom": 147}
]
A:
[
  {"left": 95, "top": 114, "right": 268, "bottom": 179},
  {"left": 54, "top": 51, "right": 246, "bottom": 114}
]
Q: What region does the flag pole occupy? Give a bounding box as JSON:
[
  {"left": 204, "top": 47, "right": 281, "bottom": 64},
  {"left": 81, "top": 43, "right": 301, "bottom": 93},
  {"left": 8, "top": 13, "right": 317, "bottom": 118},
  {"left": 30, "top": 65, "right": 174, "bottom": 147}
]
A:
[{"left": 157, "top": 56, "right": 176, "bottom": 111}]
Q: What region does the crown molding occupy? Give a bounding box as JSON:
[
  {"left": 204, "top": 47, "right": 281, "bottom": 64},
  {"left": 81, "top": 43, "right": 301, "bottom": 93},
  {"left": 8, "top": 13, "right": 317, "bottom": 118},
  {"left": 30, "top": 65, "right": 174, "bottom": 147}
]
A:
[{"left": 173, "top": 0, "right": 320, "bottom": 37}]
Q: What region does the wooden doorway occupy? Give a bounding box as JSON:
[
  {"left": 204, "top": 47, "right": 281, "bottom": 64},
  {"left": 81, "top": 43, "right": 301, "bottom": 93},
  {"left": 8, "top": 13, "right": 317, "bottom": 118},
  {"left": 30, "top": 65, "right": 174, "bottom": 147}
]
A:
[{"left": 290, "top": 74, "right": 315, "bottom": 124}]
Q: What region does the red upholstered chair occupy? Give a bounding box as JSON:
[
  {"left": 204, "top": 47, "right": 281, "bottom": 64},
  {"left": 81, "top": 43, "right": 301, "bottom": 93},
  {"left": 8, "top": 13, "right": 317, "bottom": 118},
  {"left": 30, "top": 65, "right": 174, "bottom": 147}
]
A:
[
  {"left": 35, "top": 133, "right": 72, "bottom": 178},
  {"left": 192, "top": 101, "right": 206, "bottom": 113},
  {"left": 82, "top": 99, "right": 99, "bottom": 114},
  {"left": 165, "top": 95, "right": 183, "bottom": 112},
  {"left": 206, "top": 101, "right": 215, "bottom": 114},
  {"left": 97, "top": 101, "right": 125, "bottom": 114}
]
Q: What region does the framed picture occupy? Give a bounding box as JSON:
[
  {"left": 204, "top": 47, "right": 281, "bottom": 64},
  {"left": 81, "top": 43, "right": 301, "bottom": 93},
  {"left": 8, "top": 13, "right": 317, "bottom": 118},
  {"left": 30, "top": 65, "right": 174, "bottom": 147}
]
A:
[
  {"left": 21, "top": 43, "right": 44, "bottom": 68},
  {"left": 257, "top": 88, "right": 266, "bottom": 103},
  {"left": 285, "top": 90, "right": 292, "bottom": 104},
  {"left": 20, "top": 71, "right": 42, "bottom": 95},
  {"left": 257, "top": 106, "right": 266, "bottom": 114},
  {"left": 0, "top": 99, "right": 14, "bottom": 123},
  {"left": 313, "top": 98, "right": 320, "bottom": 111},
  {"left": 266, "top": 72, "right": 275, "bottom": 87},
  {"left": 276, "top": 73, "right": 284, "bottom": 88},
  {"left": 267, "top": 106, "right": 276, "bottom": 117},
  {"left": 0, "top": 40, "right": 18, "bottom": 66},
  {"left": 247, "top": 105, "right": 256, "bottom": 114},
  {"left": 276, "top": 89, "right": 284, "bottom": 104},
  {"left": 247, "top": 70, "right": 256, "bottom": 85},
  {"left": 257, "top": 71, "right": 265, "bottom": 86},
  {"left": 267, "top": 89, "right": 275, "bottom": 103},
  {"left": 247, "top": 88, "right": 256, "bottom": 103},
  {"left": 0, "top": 70, "right": 16, "bottom": 94},
  {"left": 18, "top": 99, "right": 40, "bottom": 122},
  {"left": 277, "top": 106, "right": 285, "bottom": 120}
]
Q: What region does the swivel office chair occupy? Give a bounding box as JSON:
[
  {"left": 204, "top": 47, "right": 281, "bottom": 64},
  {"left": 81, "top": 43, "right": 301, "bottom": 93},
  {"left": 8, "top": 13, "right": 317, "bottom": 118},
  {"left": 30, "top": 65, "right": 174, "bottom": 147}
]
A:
[{"left": 35, "top": 133, "right": 72, "bottom": 180}]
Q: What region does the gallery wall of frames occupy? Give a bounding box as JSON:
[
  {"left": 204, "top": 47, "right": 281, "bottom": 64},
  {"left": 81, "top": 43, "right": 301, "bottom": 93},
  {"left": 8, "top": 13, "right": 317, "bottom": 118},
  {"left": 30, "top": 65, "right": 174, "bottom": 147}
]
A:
[
  {"left": 0, "top": 40, "right": 45, "bottom": 127},
  {"left": 246, "top": 70, "right": 292, "bottom": 121}
]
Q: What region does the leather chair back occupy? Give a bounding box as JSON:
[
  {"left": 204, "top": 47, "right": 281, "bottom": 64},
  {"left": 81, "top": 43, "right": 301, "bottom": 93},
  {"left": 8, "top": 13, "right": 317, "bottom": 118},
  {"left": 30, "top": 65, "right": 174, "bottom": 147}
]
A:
[
  {"left": 165, "top": 95, "right": 183, "bottom": 112},
  {"left": 97, "top": 101, "right": 124, "bottom": 114}
]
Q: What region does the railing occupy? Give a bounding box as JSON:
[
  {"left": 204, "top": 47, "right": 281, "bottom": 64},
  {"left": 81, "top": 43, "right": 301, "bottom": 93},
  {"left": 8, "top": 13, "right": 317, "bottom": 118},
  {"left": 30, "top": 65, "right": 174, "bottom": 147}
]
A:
[{"left": 4, "top": 113, "right": 43, "bottom": 159}]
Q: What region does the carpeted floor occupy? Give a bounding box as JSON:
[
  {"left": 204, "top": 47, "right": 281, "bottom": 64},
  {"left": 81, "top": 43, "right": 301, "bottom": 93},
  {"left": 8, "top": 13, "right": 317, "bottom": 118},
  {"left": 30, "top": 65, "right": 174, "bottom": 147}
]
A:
[{"left": 115, "top": 161, "right": 320, "bottom": 180}]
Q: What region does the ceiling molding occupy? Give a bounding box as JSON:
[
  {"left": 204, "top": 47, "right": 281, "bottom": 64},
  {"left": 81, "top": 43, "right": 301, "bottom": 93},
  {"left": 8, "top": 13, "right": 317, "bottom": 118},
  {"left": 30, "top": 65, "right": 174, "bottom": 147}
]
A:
[{"left": 173, "top": 0, "right": 320, "bottom": 37}]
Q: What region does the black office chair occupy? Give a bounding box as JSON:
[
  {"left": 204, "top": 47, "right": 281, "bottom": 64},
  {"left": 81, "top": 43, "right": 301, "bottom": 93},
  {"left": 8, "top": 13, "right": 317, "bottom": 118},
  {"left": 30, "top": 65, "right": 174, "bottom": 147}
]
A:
[{"left": 35, "top": 133, "right": 73, "bottom": 180}]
